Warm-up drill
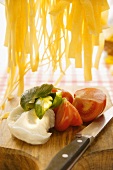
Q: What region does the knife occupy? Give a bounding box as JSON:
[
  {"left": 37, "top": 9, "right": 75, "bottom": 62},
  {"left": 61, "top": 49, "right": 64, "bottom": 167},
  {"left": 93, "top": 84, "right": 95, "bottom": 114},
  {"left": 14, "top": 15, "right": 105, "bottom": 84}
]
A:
[{"left": 45, "top": 106, "right": 113, "bottom": 170}]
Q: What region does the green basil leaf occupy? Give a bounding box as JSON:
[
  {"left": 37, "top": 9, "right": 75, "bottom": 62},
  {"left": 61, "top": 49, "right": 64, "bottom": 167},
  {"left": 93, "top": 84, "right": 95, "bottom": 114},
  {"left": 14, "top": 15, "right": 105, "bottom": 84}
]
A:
[
  {"left": 35, "top": 96, "right": 53, "bottom": 119},
  {"left": 20, "top": 84, "right": 53, "bottom": 111},
  {"left": 20, "top": 86, "right": 40, "bottom": 111},
  {"left": 34, "top": 84, "right": 53, "bottom": 98}
]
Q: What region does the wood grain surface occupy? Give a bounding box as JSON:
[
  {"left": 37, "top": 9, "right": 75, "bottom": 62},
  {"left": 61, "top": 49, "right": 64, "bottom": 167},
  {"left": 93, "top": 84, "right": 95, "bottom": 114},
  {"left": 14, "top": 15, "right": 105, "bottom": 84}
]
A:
[{"left": 0, "top": 86, "right": 113, "bottom": 170}]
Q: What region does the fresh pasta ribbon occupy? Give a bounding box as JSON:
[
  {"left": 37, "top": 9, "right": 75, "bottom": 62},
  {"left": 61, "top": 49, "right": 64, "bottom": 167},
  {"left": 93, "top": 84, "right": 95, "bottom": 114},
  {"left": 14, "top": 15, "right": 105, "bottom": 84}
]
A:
[{"left": 68, "top": 0, "right": 83, "bottom": 68}]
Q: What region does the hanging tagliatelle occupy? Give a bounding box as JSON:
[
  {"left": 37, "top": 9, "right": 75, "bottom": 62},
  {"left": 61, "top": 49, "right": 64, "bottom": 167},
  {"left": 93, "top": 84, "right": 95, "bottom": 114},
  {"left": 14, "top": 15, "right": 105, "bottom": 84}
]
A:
[{"left": 0, "top": 0, "right": 109, "bottom": 109}]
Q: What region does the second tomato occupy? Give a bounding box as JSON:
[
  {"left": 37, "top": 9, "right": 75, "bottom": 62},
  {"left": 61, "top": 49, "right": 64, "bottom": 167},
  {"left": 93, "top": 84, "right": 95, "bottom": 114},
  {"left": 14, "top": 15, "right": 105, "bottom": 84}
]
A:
[{"left": 55, "top": 99, "right": 83, "bottom": 131}]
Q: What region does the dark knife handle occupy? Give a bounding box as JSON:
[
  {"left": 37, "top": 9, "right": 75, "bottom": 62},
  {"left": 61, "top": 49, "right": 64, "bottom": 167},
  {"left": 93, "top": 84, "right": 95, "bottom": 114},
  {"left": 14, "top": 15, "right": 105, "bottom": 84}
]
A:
[{"left": 45, "top": 136, "right": 91, "bottom": 170}]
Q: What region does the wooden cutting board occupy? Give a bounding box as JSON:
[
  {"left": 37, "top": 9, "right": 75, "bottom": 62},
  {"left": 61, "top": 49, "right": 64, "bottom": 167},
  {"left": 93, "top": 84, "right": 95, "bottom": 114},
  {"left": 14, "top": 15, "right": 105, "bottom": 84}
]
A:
[{"left": 0, "top": 86, "right": 113, "bottom": 170}]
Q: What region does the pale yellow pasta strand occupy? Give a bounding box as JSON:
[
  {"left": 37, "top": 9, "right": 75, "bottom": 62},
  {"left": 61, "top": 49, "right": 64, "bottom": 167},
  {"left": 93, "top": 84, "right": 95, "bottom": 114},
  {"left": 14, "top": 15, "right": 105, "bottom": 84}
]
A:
[
  {"left": 80, "top": 0, "right": 96, "bottom": 34},
  {"left": 91, "top": 0, "right": 102, "bottom": 33},
  {"left": 93, "top": 33, "right": 105, "bottom": 69},
  {"left": 83, "top": 18, "right": 93, "bottom": 81},
  {"left": 68, "top": 0, "right": 83, "bottom": 68}
]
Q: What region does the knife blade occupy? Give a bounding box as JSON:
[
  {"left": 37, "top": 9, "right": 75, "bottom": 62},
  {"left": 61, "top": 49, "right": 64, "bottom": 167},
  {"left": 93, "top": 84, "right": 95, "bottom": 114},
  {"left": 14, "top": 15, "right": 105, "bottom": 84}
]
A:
[{"left": 45, "top": 106, "right": 113, "bottom": 170}]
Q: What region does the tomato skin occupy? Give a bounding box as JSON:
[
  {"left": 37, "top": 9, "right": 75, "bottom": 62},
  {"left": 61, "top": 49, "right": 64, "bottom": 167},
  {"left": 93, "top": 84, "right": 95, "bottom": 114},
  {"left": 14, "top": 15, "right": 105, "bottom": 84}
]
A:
[
  {"left": 55, "top": 99, "right": 83, "bottom": 131},
  {"left": 52, "top": 89, "right": 74, "bottom": 114},
  {"left": 72, "top": 88, "right": 106, "bottom": 122},
  {"left": 62, "top": 90, "right": 74, "bottom": 104},
  {"left": 52, "top": 88, "right": 73, "bottom": 103},
  {"left": 52, "top": 88, "right": 58, "bottom": 93}
]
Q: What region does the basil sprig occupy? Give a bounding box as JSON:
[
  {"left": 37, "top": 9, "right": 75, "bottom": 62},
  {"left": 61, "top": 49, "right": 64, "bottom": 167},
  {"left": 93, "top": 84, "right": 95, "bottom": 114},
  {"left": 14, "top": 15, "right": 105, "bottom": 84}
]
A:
[
  {"left": 20, "top": 84, "right": 53, "bottom": 111},
  {"left": 20, "top": 84, "right": 62, "bottom": 119}
]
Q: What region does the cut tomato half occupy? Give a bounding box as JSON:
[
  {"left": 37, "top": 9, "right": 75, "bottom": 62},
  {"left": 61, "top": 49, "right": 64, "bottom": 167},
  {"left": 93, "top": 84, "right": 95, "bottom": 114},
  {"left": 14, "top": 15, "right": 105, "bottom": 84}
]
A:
[{"left": 72, "top": 88, "right": 106, "bottom": 122}]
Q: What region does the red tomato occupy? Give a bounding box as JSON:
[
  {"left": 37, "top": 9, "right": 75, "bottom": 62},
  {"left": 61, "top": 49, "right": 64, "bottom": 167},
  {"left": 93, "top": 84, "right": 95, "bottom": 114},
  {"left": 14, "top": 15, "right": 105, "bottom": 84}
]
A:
[
  {"left": 52, "top": 89, "right": 74, "bottom": 114},
  {"left": 52, "top": 88, "right": 73, "bottom": 103},
  {"left": 55, "top": 99, "right": 83, "bottom": 131},
  {"left": 72, "top": 88, "right": 106, "bottom": 122},
  {"left": 52, "top": 88, "right": 58, "bottom": 93},
  {"left": 62, "top": 90, "right": 74, "bottom": 104}
]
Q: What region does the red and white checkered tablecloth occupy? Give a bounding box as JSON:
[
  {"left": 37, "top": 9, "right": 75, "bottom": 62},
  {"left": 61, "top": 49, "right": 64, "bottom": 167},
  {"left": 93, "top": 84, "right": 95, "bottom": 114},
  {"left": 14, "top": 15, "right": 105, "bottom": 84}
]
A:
[{"left": 0, "top": 53, "right": 113, "bottom": 105}]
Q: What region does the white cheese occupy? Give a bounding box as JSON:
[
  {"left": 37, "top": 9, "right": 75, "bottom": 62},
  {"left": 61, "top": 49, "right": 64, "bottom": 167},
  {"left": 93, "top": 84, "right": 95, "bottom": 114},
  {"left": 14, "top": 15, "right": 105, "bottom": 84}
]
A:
[{"left": 7, "top": 105, "right": 55, "bottom": 145}]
